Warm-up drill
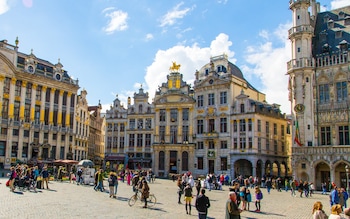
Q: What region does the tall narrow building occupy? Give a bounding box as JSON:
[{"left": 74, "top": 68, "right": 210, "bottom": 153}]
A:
[{"left": 288, "top": 1, "right": 350, "bottom": 189}]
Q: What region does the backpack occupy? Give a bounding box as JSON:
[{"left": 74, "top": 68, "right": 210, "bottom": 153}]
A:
[
  {"left": 260, "top": 192, "right": 263, "bottom": 200},
  {"left": 77, "top": 169, "right": 82, "bottom": 176}
]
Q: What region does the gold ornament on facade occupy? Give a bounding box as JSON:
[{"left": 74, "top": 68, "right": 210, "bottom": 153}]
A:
[
  {"left": 219, "top": 106, "right": 228, "bottom": 111},
  {"left": 169, "top": 62, "right": 181, "bottom": 72}
]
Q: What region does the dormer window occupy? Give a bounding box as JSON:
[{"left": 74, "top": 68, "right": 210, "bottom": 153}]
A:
[
  {"left": 345, "top": 16, "right": 350, "bottom": 25},
  {"left": 324, "top": 14, "right": 330, "bottom": 23},
  {"left": 339, "top": 11, "right": 345, "bottom": 19},
  {"left": 319, "top": 31, "right": 327, "bottom": 42},
  {"left": 205, "top": 69, "right": 209, "bottom": 76},
  {"left": 327, "top": 19, "right": 334, "bottom": 29},
  {"left": 339, "top": 40, "right": 348, "bottom": 52},
  {"left": 335, "top": 29, "right": 343, "bottom": 38},
  {"left": 217, "top": 65, "right": 227, "bottom": 73},
  {"left": 322, "top": 43, "right": 330, "bottom": 53}
]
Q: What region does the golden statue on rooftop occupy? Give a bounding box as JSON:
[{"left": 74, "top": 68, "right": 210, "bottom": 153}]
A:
[{"left": 169, "top": 61, "right": 181, "bottom": 72}]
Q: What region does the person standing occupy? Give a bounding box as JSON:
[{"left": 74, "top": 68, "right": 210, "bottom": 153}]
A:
[
  {"left": 141, "top": 179, "right": 150, "bottom": 208},
  {"left": 184, "top": 183, "right": 193, "bottom": 215},
  {"left": 195, "top": 189, "right": 210, "bottom": 219},
  {"left": 41, "top": 166, "right": 50, "bottom": 189},
  {"left": 225, "top": 192, "right": 242, "bottom": 219},
  {"left": 330, "top": 187, "right": 340, "bottom": 206},
  {"left": 254, "top": 186, "right": 263, "bottom": 212},
  {"left": 312, "top": 201, "right": 328, "bottom": 219},
  {"left": 328, "top": 204, "right": 342, "bottom": 219},
  {"left": 114, "top": 172, "right": 119, "bottom": 198},
  {"left": 8, "top": 166, "right": 17, "bottom": 192}
]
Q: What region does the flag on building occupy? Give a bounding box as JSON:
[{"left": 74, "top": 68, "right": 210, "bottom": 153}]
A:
[{"left": 294, "top": 120, "right": 302, "bottom": 146}]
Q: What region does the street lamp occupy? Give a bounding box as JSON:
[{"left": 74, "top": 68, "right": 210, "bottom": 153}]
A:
[{"left": 345, "top": 165, "right": 350, "bottom": 196}]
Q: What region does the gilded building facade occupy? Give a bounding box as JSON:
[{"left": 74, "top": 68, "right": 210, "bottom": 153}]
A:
[
  {"left": 193, "top": 54, "right": 290, "bottom": 178},
  {"left": 152, "top": 64, "right": 196, "bottom": 177},
  {"left": 0, "top": 38, "right": 79, "bottom": 169},
  {"left": 288, "top": 0, "right": 350, "bottom": 189}
]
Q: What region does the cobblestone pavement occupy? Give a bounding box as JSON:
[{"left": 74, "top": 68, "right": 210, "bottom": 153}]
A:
[{"left": 0, "top": 177, "right": 345, "bottom": 219}]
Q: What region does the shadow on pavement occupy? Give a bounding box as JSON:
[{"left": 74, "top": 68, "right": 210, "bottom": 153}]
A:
[{"left": 12, "top": 191, "right": 24, "bottom": 195}]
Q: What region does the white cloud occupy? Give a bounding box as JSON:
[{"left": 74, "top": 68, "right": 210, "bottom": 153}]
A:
[
  {"left": 243, "top": 22, "right": 292, "bottom": 114},
  {"left": 331, "top": 0, "right": 349, "bottom": 9},
  {"left": 22, "top": 0, "right": 33, "bottom": 8},
  {"left": 143, "top": 33, "right": 235, "bottom": 102},
  {"left": 103, "top": 9, "right": 128, "bottom": 34},
  {"left": 259, "top": 30, "right": 269, "bottom": 40},
  {"left": 0, "top": 0, "right": 10, "bottom": 15},
  {"left": 159, "top": 2, "right": 192, "bottom": 27},
  {"left": 145, "top": 33, "right": 154, "bottom": 41}
]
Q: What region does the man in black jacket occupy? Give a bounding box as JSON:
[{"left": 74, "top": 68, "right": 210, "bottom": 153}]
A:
[{"left": 195, "top": 189, "right": 210, "bottom": 219}]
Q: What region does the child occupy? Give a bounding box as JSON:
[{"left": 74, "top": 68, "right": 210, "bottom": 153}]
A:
[
  {"left": 255, "top": 186, "right": 263, "bottom": 212},
  {"left": 246, "top": 189, "right": 252, "bottom": 211}
]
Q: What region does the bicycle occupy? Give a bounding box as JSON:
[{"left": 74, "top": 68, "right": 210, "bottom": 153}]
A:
[{"left": 128, "top": 190, "right": 157, "bottom": 207}]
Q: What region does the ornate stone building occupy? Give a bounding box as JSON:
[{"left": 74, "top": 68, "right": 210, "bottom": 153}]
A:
[
  {"left": 193, "top": 54, "right": 290, "bottom": 178},
  {"left": 288, "top": 0, "right": 350, "bottom": 189},
  {"left": 74, "top": 89, "right": 89, "bottom": 161},
  {"left": 152, "top": 63, "right": 196, "bottom": 177},
  {"left": 88, "top": 102, "right": 105, "bottom": 167},
  {"left": 0, "top": 38, "right": 79, "bottom": 169}
]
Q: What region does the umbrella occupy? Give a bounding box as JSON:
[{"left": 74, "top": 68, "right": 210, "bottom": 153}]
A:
[{"left": 78, "top": 159, "right": 95, "bottom": 167}]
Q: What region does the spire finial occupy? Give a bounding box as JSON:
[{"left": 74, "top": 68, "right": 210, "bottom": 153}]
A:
[{"left": 15, "top": 37, "right": 19, "bottom": 47}]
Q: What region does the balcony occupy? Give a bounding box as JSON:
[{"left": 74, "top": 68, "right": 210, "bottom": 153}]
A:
[
  {"left": 292, "top": 146, "right": 350, "bottom": 156},
  {"left": 289, "top": 0, "right": 310, "bottom": 8},
  {"left": 287, "top": 57, "right": 314, "bottom": 72},
  {"left": 288, "top": 25, "right": 314, "bottom": 38},
  {"left": 201, "top": 132, "right": 219, "bottom": 139}
]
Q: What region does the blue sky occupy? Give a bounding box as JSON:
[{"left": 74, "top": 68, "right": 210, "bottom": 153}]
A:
[{"left": 0, "top": 0, "right": 349, "bottom": 114}]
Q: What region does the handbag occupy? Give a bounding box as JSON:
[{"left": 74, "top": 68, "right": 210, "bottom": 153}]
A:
[{"left": 6, "top": 180, "right": 10, "bottom": 187}]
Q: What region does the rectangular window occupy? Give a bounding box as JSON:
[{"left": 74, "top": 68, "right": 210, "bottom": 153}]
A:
[
  {"left": 336, "top": 81, "right": 347, "bottom": 102},
  {"left": 13, "top": 129, "right": 19, "bottom": 136},
  {"left": 258, "top": 138, "right": 261, "bottom": 152},
  {"left": 170, "top": 109, "right": 178, "bottom": 122},
  {"left": 274, "top": 123, "right": 277, "bottom": 135},
  {"left": 0, "top": 141, "right": 6, "bottom": 156},
  {"left": 170, "top": 125, "right": 177, "bottom": 144},
  {"left": 239, "top": 119, "right": 246, "bottom": 132},
  {"left": 15, "top": 80, "right": 21, "bottom": 96},
  {"left": 159, "top": 109, "right": 166, "bottom": 122},
  {"left": 208, "top": 119, "right": 215, "bottom": 132},
  {"left": 137, "top": 119, "right": 143, "bottom": 129},
  {"left": 266, "top": 121, "right": 270, "bottom": 136},
  {"left": 197, "top": 120, "right": 204, "bottom": 134},
  {"left": 240, "top": 104, "right": 245, "bottom": 113},
  {"left": 266, "top": 138, "right": 270, "bottom": 151},
  {"left": 129, "top": 134, "right": 135, "bottom": 147},
  {"left": 34, "top": 105, "right": 40, "bottom": 124},
  {"left": 60, "top": 146, "right": 65, "bottom": 159},
  {"left": 119, "top": 137, "right": 125, "bottom": 148},
  {"left": 2, "top": 99, "right": 9, "bottom": 119},
  {"left": 220, "top": 118, "right": 227, "bottom": 133},
  {"left": 208, "top": 93, "right": 215, "bottom": 106},
  {"left": 319, "top": 84, "right": 330, "bottom": 104},
  {"left": 233, "top": 120, "right": 237, "bottom": 132},
  {"left": 159, "top": 126, "right": 165, "bottom": 142},
  {"left": 120, "top": 123, "right": 125, "bottom": 132},
  {"left": 274, "top": 140, "right": 278, "bottom": 154},
  {"left": 22, "top": 143, "right": 28, "bottom": 158},
  {"left": 233, "top": 138, "right": 237, "bottom": 149},
  {"left": 197, "top": 95, "right": 203, "bottom": 107},
  {"left": 14, "top": 101, "right": 20, "bottom": 121},
  {"left": 182, "top": 125, "right": 189, "bottom": 142},
  {"left": 249, "top": 137, "right": 253, "bottom": 149},
  {"left": 51, "top": 146, "right": 56, "bottom": 159},
  {"left": 220, "top": 157, "right": 227, "bottom": 170},
  {"left": 3, "top": 77, "right": 10, "bottom": 94},
  {"left": 198, "top": 157, "right": 203, "bottom": 170},
  {"left": 24, "top": 104, "right": 30, "bottom": 123},
  {"left": 145, "top": 134, "right": 151, "bottom": 147},
  {"left": 339, "top": 126, "right": 349, "bottom": 145},
  {"left": 36, "top": 85, "right": 42, "bottom": 101},
  {"left": 321, "top": 126, "right": 331, "bottom": 145},
  {"left": 240, "top": 137, "right": 246, "bottom": 149},
  {"left": 220, "top": 141, "right": 227, "bottom": 149},
  {"left": 182, "top": 108, "right": 189, "bottom": 121},
  {"left": 248, "top": 119, "right": 252, "bottom": 131},
  {"left": 129, "top": 119, "right": 135, "bottom": 130},
  {"left": 197, "top": 142, "right": 204, "bottom": 149},
  {"left": 281, "top": 125, "right": 285, "bottom": 137},
  {"left": 220, "top": 92, "right": 227, "bottom": 104},
  {"left": 137, "top": 134, "right": 143, "bottom": 147},
  {"left": 145, "top": 118, "right": 152, "bottom": 129},
  {"left": 26, "top": 83, "right": 32, "bottom": 99},
  {"left": 209, "top": 141, "right": 215, "bottom": 149},
  {"left": 23, "top": 130, "right": 29, "bottom": 137},
  {"left": 258, "top": 120, "right": 261, "bottom": 132}
]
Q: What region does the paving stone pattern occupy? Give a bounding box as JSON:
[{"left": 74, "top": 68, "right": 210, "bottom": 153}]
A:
[{"left": 0, "top": 177, "right": 345, "bottom": 219}]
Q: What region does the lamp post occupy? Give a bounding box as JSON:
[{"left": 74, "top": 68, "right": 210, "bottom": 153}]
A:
[{"left": 346, "top": 165, "right": 350, "bottom": 196}]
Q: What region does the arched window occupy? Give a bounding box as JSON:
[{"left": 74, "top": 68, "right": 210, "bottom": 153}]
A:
[
  {"left": 159, "top": 151, "right": 165, "bottom": 170},
  {"left": 182, "top": 151, "right": 188, "bottom": 171}
]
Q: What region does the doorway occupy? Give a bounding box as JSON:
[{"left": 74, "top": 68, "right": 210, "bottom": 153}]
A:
[{"left": 208, "top": 160, "right": 214, "bottom": 174}]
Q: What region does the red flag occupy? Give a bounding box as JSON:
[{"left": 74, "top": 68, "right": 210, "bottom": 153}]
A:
[{"left": 294, "top": 120, "right": 302, "bottom": 146}]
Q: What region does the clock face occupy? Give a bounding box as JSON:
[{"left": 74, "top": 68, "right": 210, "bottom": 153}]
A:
[
  {"left": 28, "top": 65, "right": 34, "bottom": 73},
  {"left": 55, "top": 73, "right": 61, "bottom": 81},
  {"left": 209, "top": 79, "right": 214, "bottom": 84},
  {"left": 294, "top": 104, "right": 305, "bottom": 113}
]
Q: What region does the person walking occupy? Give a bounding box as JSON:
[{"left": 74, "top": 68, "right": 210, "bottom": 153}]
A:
[
  {"left": 114, "top": 172, "right": 119, "bottom": 198},
  {"left": 195, "top": 189, "right": 210, "bottom": 219},
  {"left": 94, "top": 169, "right": 104, "bottom": 192},
  {"left": 108, "top": 172, "right": 116, "bottom": 198},
  {"left": 225, "top": 192, "right": 242, "bottom": 219},
  {"left": 265, "top": 178, "right": 272, "bottom": 194},
  {"left": 8, "top": 166, "right": 17, "bottom": 192},
  {"left": 184, "top": 183, "right": 193, "bottom": 215}
]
